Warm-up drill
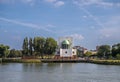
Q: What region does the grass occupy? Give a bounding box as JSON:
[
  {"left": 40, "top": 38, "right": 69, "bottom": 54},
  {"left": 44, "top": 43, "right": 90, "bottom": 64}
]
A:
[
  {"left": 2, "top": 58, "right": 41, "bottom": 63},
  {"left": 1, "top": 57, "right": 120, "bottom": 65},
  {"left": 90, "top": 59, "right": 120, "bottom": 65}
]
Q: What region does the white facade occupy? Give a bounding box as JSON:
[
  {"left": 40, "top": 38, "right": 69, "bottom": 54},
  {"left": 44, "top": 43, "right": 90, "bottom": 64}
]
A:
[
  {"left": 60, "top": 49, "right": 76, "bottom": 57},
  {"left": 56, "top": 37, "right": 77, "bottom": 57}
]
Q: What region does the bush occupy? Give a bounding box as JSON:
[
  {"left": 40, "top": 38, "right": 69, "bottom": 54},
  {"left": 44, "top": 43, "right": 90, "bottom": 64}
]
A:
[{"left": 116, "top": 54, "right": 120, "bottom": 60}]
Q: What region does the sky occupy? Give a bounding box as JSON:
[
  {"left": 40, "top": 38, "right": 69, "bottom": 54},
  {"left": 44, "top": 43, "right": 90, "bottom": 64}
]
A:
[{"left": 0, "top": 0, "right": 120, "bottom": 50}]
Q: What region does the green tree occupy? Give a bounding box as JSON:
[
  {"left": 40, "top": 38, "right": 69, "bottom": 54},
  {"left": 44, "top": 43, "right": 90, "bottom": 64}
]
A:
[
  {"left": 116, "top": 54, "right": 120, "bottom": 60},
  {"left": 84, "top": 51, "right": 92, "bottom": 57},
  {"left": 9, "top": 49, "right": 16, "bottom": 57},
  {"left": 112, "top": 43, "right": 120, "bottom": 58},
  {"left": 33, "top": 37, "right": 46, "bottom": 58},
  {"left": 97, "top": 45, "right": 111, "bottom": 59},
  {"left": 22, "top": 37, "right": 29, "bottom": 56},
  {"left": 38, "top": 37, "right": 46, "bottom": 58},
  {"left": 0, "top": 44, "right": 10, "bottom": 58},
  {"left": 9, "top": 49, "right": 22, "bottom": 57},
  {"left": 29, "top": 37, "right": 33, "bottom": 56},
  {"left": 45, "top": 37, "right": 57, "bottom": 58}
]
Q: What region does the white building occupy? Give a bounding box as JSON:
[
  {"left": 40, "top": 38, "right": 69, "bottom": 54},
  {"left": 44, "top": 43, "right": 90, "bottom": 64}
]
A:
[{"left": 55, "top": 37, "right": 77, "bottom": 59}]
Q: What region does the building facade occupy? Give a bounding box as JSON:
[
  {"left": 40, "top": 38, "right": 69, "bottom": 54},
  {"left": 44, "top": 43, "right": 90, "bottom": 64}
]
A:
[{"left": 55, "top": 37, "right": 77, "bottom": 59}]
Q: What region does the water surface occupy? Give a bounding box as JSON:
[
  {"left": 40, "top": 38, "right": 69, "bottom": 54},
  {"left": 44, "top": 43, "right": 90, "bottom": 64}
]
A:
[{"left": 0, "top": 63, "right": 120, "bottom": 82}]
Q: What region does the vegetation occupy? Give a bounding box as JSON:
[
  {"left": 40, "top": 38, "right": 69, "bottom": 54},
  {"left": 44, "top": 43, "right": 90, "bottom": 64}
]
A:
[
  {"left": 97, "top": 45, "right": 111, "bottom": 59},
  {"left": 84, "top": 51, "right": 92, "bottom": 57},
  {"left": 22, "top": 37, "right": 57, "bottom": 59},
  {"left": 1, "top": 35, "right": 120, "bottom": 65},
  {"left": 96, "top": 43, "right": 120, "bottom": 59},
  {"left": 2, "top": 58, "right": 41, "bottom": 63},
  {"left": 0, "top": 44, "right": 10, "bottom": 58},
  {"left": 112, "top": 43, "right": 120, "bottom": 58},
  {"left": 90, "top": 59, "right": 120, "bottom": 65},
  {"left": 9, "top": 49, "right": 22, "bottom": 57}
]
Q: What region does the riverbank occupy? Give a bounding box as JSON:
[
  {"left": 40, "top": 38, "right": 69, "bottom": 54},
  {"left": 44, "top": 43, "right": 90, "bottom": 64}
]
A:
[
  {"left": 1, "top": 58, "right": 120, "bottom": 65},
  {"left": 1, "top": 58, "right": 41, "bottom": 63},
  {"left": 41, "top": 59, "right": 120, "bottom": 65},
  {"left": 89, "top": 59, "right": 120, "bottom": 65}
]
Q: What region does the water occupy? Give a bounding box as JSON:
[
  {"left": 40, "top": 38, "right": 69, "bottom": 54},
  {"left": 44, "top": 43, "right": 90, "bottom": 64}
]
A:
[{"left": 0, "top": 63, "right": 120, "bottom": 82}]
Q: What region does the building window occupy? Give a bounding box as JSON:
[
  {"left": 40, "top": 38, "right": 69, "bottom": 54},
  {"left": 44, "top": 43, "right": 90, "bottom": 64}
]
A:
[
  {"left": 65, "top": 51, "right": 67, "bottom": 54},
  {"left": 73, "top": 51, "right": 74, "bottom": 54},
  {"left": 57, "top": 51, "right": 60, "bottom": 54}
]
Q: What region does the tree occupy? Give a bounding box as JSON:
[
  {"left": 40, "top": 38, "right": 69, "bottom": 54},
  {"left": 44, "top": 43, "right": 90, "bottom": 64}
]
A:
[
  {"left": 33, "top": 37, "right": 46, "bottom": 58},
  {"left": 22, "top": 37, "right": 29, "bottom": 56},
  {"left": 116, "top": 54, "right": 120, "bottom": 60},
  {"left": 9, "top": 49, "right": 22, "bottom": 57},
  {"left": 112, "top": 43, "right": 120, "bottom": 57},
  {"left": 0, "top": 44, "right": 10, "bottom": 58},
  {"left": 45, "top": 37, "right": 57, "bottom": 58},
  {"left": 29, "top": 37, "right": 33, "bottom": 56},
  {"left": 9, "top": 49, "right": 16, "bottom": 57},
  {"left": 38, "top": 37, "right": 46, "bottom": 58},
  {"left": 84, "top": 51, "right": 92, "bottom": 57},
  {"left": 97, "top": 45, "right": 111, "bottom": 59}
]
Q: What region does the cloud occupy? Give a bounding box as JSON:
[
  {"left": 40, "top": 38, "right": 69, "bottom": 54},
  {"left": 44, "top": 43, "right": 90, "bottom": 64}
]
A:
[
  {"left": 0, "top": 17, "right": 53, "bottom": 32},
  {"left": 44, "top": 0, "right": 56, "bottom": 3},
  {"left": 73, "top": 1, "right": 104, "bottom": 28},
  {"left": 0, "top": 0, "right": 36, "bottom": 6},
  {"left": 99, "top": 16, "right": 120, "bottom": 39},
  {"left": 44, "top": 0, "right": 64, "bottom": 7},
  {"left": 54, "top": 1, "right": 64, "bottom": 7},
  {"left": 73, "top": 0, "right": 120, "bottom": 7},
  {"left": 70, "top": 33, "right": 84, "bottom": 40}
]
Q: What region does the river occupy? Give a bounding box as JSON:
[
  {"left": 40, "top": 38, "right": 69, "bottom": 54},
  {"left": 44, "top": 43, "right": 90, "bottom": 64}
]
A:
[{"left": 0, "top": 63, "right": 120, "bottom": 82}]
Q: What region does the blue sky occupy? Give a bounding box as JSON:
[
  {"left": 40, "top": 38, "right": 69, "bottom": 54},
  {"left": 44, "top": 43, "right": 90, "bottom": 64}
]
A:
[{"left": 0, "top": 0, "right": 120, "bottom": 50}]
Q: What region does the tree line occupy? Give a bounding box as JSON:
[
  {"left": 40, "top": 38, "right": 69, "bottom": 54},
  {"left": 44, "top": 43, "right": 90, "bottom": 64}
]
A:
[
  {"left": 84, "top": 43, "right": 120, "bottom": 59},
  {"left": 22, "top": 37, "right": 57, "bottom": 58},
  {"left": 0, "top": 37, "right": 57, "bottom": 58},
  {"left": 0, "top": 38, "right": 120, "bottom": 60},
  {"left": 96, "top": 43, "right": 120, "bottom": 59}
]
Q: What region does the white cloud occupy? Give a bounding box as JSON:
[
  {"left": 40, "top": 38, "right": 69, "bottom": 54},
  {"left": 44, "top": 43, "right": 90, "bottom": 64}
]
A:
[
  {"left": 0, "top": 17, "right": 53, "bottom": 32},
  {"left": 44, "top": 0, "right": 56, "bottom": 3},
  {"left": 21, "top": 0, "right": 35, "bottom": 6},
  {"left": 54, "top": 1, "right": 64, "bottom": 7},
  {"left": 70, "top": 33, "right": 84, "bottom": 40},
  {"left": 73, "top": 0, "right": 120, "bottom": 7},
  {"left": 83, "top": 15, "right": 87, "bottom": 18},
  {"left": 44, "top": 0, "right": 64, "bottom": 7},
  {"left": 0, "top": 0, "right": 36, "bottom": 6}
]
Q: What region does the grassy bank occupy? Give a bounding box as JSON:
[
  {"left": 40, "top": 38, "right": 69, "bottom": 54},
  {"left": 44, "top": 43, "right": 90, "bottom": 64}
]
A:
[
  {"left": 1, "top": 58, "right": 120, "bottom": 65},
  {"left": 2, "top": 58, "right": 41, "bottom": 63},
  {"left": 89, "top": 59, "right": 120, "bottom": 65}
]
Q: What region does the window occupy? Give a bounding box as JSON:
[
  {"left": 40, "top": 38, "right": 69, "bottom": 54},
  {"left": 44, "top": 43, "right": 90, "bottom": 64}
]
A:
[
  {"left": 73, "top": 51, "right": 74, "bottom": 54},
  {"left": 65, "top": 51, "right": 67, "bottom": 54}
]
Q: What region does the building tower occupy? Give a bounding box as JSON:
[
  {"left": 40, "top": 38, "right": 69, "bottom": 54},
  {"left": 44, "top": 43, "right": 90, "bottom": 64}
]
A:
[{"left": 55, "top": 37, "right": 77, "bottom": 59}]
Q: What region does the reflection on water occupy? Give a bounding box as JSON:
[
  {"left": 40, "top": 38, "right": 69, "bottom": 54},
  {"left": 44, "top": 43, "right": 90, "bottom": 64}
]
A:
[{"left": 0, "top": 63, "right": 120, "bottom": 82}]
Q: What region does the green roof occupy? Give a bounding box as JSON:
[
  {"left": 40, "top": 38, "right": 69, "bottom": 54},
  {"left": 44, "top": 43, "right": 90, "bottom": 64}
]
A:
[{"left": 62, "top": 40, "right": 70, "bottom": 45}]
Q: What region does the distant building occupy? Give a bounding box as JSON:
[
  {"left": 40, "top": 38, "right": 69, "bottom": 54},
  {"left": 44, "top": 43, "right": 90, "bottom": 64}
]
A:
[
  {"left": 73, "top": 46, "right": 88, "bottom": 57},
  {"left": 90, "top": 50, "right": 97, "bottom": 55},
  {"left": 55, "top": 37, "right": 77, "bottom": 59}
]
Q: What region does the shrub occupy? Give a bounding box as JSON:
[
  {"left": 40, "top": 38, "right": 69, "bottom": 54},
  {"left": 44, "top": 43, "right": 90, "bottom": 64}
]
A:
[{"left": 116, "top": 54, "right": 120, "bottom": 60}]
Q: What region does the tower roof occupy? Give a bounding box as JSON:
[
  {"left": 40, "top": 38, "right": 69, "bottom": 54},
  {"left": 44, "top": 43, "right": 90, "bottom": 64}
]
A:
[{"left": 62, "top": 40, "right": 70, "bottom": 45}]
